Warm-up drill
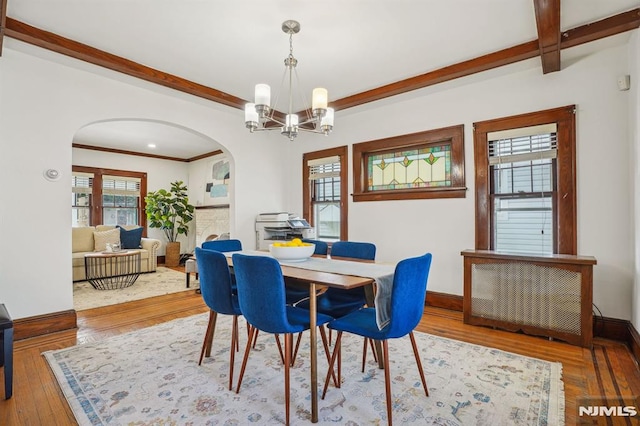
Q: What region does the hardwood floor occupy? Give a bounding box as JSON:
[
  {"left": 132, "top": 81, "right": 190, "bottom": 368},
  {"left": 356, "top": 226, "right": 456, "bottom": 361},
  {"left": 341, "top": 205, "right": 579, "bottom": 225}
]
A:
[{"left": 1, "top": 288, "right": 639, "bottom": 425}]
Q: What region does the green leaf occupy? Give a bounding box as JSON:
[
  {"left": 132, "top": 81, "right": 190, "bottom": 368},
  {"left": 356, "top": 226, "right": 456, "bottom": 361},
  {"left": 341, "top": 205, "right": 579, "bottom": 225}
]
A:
[{"left": 145, "top": 180, "right": 195, "bottom": 242}]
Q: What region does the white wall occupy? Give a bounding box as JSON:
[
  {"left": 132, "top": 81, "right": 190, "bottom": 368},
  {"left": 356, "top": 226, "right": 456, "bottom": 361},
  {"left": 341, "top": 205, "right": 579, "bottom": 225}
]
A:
[
  {"left": 0, "top": 41, "right": 288, "bottom": 319},
  {"left": 286, "top": 40, "right": 635, "bottom": 320}
]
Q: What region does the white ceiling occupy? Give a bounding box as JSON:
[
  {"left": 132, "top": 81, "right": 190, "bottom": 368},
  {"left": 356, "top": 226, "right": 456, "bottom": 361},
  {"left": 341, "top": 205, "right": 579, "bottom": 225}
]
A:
[{"left": 6, "top": 0, "right": 639, "bottom": 159}]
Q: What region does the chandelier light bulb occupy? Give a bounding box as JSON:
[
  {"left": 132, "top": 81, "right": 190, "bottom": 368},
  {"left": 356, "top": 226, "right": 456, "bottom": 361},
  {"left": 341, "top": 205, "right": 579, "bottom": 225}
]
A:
[
  {"left": 286, "top": 114, "right": 299, "bottom": 127},
  {"left": 255, "top": 84, "right": 271, "bottom": 107},
  {"left": 312, "top": 88, "right": 328, "bottom": 111},
  {"left": 245, "top": 103, "right": 259, "bottom": 131}
]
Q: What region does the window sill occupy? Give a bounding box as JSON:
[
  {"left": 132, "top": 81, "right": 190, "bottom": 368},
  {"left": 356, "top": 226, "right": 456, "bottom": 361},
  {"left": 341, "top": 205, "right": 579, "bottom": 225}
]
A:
[{"left": 352, "top": 187, "right": 467, "bottom": 202}]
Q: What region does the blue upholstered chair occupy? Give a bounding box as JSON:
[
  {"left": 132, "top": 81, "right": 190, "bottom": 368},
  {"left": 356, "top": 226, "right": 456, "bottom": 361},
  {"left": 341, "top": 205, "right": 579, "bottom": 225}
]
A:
[
  {"left": 232, "top": 253, "right": 335, "bottom": 426},
  {"left": 195, "top": 247, "right": 242, "bottom": 390},
  {"left": 296, "top": 241, "right": 376, "bottom": 317},
  {"left": 321, "top": 252, "right": 433, "bottom": 426},
  {"left": 187, "top": 239, "right": 242, "bottom": 290},
  {"left": 302, "top": 238, "right": 329, "bottom": 256},
  {"left": 201, "top": 238, "right": 242, "bottom": 253},
  {"left": 295, "top": 240, "right": 376, "bottom": 354}
]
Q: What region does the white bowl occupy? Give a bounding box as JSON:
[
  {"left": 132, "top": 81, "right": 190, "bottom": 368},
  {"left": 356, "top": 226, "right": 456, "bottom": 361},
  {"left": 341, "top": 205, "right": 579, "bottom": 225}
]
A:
[{"left": 269, "top": 243, "right": 315, "bottom": 262}]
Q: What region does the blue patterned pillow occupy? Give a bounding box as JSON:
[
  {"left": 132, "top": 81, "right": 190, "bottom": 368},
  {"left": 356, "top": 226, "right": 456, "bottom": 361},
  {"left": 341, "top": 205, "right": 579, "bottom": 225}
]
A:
[{"left": 118, "top": 226, "right": 143, "bottom": 249}]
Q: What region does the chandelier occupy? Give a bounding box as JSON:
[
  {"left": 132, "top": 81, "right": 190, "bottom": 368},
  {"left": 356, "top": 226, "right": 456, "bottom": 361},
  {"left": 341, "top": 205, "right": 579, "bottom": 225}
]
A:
[{"left": 244, "top": 20, "right": 334, "bottom": 141}]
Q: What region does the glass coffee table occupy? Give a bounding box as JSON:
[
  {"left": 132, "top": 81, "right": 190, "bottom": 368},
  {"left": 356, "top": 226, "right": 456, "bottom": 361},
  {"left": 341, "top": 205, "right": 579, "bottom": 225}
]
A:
[{"left": 84, "top": 251, "right": 141, "bottom": 290}]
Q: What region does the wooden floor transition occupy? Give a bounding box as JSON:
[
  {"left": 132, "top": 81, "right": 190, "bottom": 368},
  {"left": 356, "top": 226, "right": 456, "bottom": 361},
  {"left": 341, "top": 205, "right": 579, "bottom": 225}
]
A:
[{"left": 1, "top": 279, "right": 639, "bottom": 425}]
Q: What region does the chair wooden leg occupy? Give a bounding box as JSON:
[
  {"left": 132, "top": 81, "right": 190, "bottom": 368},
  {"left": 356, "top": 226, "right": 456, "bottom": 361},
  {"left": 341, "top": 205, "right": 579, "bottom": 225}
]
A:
[
  {"left": 382, "top": 340, "right": 393, "bottom": 426},
  {"left": 236, "top": 325, "right": 258, "bottom": 394},
  {"left": 409, "top": 332, "right": 429, "bottom": 397},
  {"left": 361, "top": 337, "right": 379, "bottom": 372},
  {"left": 274, "top": 334, "right": 285, "bottom": 364},
  {"left": 369, "top": 338, "right": 378, "bottom": 363},
  {"left": 199, "top": 310, "right": 217, "bottom": 365},
  {"left": 284, "top": 333, "right": 292, "bottom": 426},
  {"left": 319, "top": 326, "right": 338, "bottom": 387},
  {"left": 228, "top": 315, "right": 239, "bottom": 391},
  {"left": 338, "top": 337, "right": 342, "bottom": 384},
  {"left": 246, "top": 320, "right": 260, "bottom": 349},
  {"left": 322, "top": 331, "right": 343, "bottom": 399},
  {"left": 292, "top": 332, "right": 304, "bottom": 366},
  {"left": 361, "top": 337, "right": 367, "bottom": 372}
]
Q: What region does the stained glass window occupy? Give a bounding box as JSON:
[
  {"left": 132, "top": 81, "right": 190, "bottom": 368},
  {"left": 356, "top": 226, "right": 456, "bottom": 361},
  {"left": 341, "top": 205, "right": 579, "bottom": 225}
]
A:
[
  {"left": 352, "top": 125, "right": 465, "bottom": 202},
  {"left": 367, "top": 143, "right": 452, "bottom": 191}
]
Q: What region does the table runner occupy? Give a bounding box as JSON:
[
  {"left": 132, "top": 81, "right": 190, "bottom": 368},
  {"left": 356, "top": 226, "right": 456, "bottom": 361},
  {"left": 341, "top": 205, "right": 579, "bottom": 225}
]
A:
[{"left": 225, "top": 251, "right": 395, "bottom": 329}]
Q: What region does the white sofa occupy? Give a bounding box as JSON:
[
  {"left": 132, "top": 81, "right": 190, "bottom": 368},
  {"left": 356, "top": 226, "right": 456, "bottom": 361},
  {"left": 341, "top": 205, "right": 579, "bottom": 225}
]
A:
[{"left": 72, "top": 225, "right": 161, "bottom": 281}]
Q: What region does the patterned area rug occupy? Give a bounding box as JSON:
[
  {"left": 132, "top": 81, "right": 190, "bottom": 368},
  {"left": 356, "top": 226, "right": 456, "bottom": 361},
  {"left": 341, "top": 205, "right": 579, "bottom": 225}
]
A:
[
  {"left": 44, "top": 313, "right": 564, "bottom": 425},
  {"left": 73, "top": 267, "right": 198, "bottom": 310}
]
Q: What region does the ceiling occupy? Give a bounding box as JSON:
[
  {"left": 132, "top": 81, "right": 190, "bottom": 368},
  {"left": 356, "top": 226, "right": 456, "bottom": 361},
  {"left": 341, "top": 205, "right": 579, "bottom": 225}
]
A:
[{"left": 4, "top": 0, "right": 640, "bottom": 160}]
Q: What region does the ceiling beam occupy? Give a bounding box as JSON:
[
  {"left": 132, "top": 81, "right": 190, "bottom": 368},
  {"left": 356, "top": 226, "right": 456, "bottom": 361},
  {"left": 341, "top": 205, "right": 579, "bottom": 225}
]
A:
[
  {"left": 533, "top": 0, "right": 561, "bottom": 74},
  {"left": 330, "top": 8, "right": 639, "bottom": 111},
  {"left": 0, "top": 0, "right": 7, "bottom": 56},
  {"left": 4, "top": 9, "right": 640, "bottom": 114},
  {"left": 560, "top": 8, "right": 640, "bottom": 49},
  {"left": 330, "top": 41, "right": 541, "bottom": 111},
  {"left": 4, "top": 18, "right": 247, "bottom": 110}
]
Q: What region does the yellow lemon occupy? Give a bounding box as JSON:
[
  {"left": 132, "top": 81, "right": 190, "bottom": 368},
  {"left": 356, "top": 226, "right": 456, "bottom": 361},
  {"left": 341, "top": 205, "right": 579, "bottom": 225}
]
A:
[{"left": 291, "top": 238, "right": 302, "bottom": 245}]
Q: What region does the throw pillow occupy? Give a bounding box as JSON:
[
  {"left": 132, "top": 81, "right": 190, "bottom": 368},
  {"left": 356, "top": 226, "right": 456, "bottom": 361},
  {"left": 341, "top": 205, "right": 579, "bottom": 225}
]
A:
[
  {"left": 93, "top": 228, "right": 121, "bottom": 252},
  {"left": 118, "top": 225, "right": 143, "bottom": 249}
]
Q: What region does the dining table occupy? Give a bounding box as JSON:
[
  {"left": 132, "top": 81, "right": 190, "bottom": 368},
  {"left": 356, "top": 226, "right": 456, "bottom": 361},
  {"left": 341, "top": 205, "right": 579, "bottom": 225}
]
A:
[{"left": 224, "top": 250, "right": 395, "bottom": 423}]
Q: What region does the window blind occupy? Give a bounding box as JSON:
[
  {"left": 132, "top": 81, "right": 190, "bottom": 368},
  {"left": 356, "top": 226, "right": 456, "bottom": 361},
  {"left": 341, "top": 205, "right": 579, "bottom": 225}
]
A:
[
  {"left": 102, "top": 175, "right": 141, "bottom": 196},
  {"left": 72, "top": 172, "right": 93, "bottom": 194},
  {"left": 488, "top": 124, "right": 556, "bottom": 255},
  {"left": 308, "top": 155, "right": 340, "bottom": 181},
  {"left": 488, "top": 123, "right": 557, "bottom": 165}
]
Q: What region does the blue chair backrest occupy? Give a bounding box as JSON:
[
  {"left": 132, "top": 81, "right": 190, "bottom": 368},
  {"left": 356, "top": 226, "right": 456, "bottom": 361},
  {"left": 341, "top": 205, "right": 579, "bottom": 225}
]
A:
[
  {"left": 330, "top": 241, "right": 376, "bottom": 261},
  {"left": 232, "top": 254, "right": 299, "bottom": 334},
  {"left": 302, "top": 239, "right": 328, "bottom": 256},
  {"left": 202, "top": 239, "right": 242, "bottom": 252},
  {"left": 385, "top": 253, "right": 433, "bottom": 339},
  {"left": 195, "top": 247, "right": 237, "bottom": 315}
]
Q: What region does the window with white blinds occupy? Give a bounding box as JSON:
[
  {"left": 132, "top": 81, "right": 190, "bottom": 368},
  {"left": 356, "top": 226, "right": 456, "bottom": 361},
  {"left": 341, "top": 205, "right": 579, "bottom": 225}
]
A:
[
  {"left": 102, "top": 175, "right": 141, "bottom": 226},
  {"left": 308, "top": 155, "right": 341, "bottom": 240},
  {"left": 72, "top": 167, "right": 147, "bottom": 228},
  {"left": 72, "top": 172, "right": 93, "bottom": 227},
  {"left": 488, "top": 124, "right": 557, "bottom": 255}
]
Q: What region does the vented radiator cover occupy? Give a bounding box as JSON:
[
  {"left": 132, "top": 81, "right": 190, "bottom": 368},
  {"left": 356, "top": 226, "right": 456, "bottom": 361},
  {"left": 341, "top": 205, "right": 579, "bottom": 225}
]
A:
[
  {"left": 471, "top": 262, "right": 581, "bottom": 335},
  {"left": 461, "top": 250, "right": 597, "bottom": 348}
]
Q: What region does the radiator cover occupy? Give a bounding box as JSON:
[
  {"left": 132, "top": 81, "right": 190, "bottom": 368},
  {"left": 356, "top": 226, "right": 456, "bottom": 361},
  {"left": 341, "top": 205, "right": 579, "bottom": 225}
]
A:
[{"left": 462, "top": 250, "right": 596, "bottom": 347}]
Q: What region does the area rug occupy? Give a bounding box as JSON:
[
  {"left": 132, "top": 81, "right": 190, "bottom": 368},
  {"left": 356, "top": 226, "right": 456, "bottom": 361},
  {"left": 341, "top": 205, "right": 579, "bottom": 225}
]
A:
[
  {"left": 44, "top": 313, "right": 564, "bottom": 425},
  {"left": 73, "top": 267, "right": 198, "bottom": 310}
]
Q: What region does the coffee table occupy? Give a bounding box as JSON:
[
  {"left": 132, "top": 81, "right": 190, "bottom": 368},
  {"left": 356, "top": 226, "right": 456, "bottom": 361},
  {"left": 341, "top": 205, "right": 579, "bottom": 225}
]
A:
[{"left": 84, "top": 251, "right": 141, "bottom": 290}]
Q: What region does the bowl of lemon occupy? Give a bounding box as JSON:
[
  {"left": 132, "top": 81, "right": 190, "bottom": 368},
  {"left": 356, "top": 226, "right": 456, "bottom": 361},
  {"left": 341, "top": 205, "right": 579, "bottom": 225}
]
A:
[{"left": 269, "top": 238, "right": 315, "bottom": 262}]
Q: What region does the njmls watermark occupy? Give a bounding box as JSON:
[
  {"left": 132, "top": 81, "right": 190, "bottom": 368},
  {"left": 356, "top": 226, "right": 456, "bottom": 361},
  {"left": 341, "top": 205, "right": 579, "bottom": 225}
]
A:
[
  {"left": 579, "top": 406, "right": 637, "bottom": 417},
  {"left": 577, "top": 397, "right": 640, "bottom": 424}
]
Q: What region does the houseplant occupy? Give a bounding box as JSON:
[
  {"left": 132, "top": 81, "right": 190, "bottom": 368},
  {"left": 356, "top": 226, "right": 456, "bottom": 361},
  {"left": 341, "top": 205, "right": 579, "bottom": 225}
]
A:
[{"left": 145, "top": 180, "right": 195, "bottom": 267}]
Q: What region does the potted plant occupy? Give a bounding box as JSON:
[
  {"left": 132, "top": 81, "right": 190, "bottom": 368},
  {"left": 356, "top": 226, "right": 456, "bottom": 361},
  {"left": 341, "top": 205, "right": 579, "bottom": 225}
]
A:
[{"left": 145, "top": 180, "right": 195, "bottom": 267}]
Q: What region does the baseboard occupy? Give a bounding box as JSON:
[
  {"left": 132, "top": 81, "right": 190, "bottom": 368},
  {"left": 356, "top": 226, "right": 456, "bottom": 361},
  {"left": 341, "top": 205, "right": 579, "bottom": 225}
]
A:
[
  {"left": 426, "top": 291, "right": 463, "bottom": 311},
  {"left": 427, "top": 292, "right": 640, "bottom": 357},
  {"left": 13, "top": 309, "right": 77, "bottom": 340},
  {"left": 628, "top": 322, "right": 640, "bottom": 367},
  {"left": 593, "top": 315, "right": 630, "bottom": 342}
]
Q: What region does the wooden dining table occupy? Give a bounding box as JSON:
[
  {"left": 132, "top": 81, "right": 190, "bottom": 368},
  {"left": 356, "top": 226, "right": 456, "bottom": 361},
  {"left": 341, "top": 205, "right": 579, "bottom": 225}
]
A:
[{"left": 225, "top": 251, "right": 385, "bottom": 423}]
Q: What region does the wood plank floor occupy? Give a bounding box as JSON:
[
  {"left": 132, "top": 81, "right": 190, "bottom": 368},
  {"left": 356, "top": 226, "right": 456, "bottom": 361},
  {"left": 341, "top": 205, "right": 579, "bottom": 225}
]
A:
[{"left": 1, "top": 288, "right": 639, "bottom": 425}]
